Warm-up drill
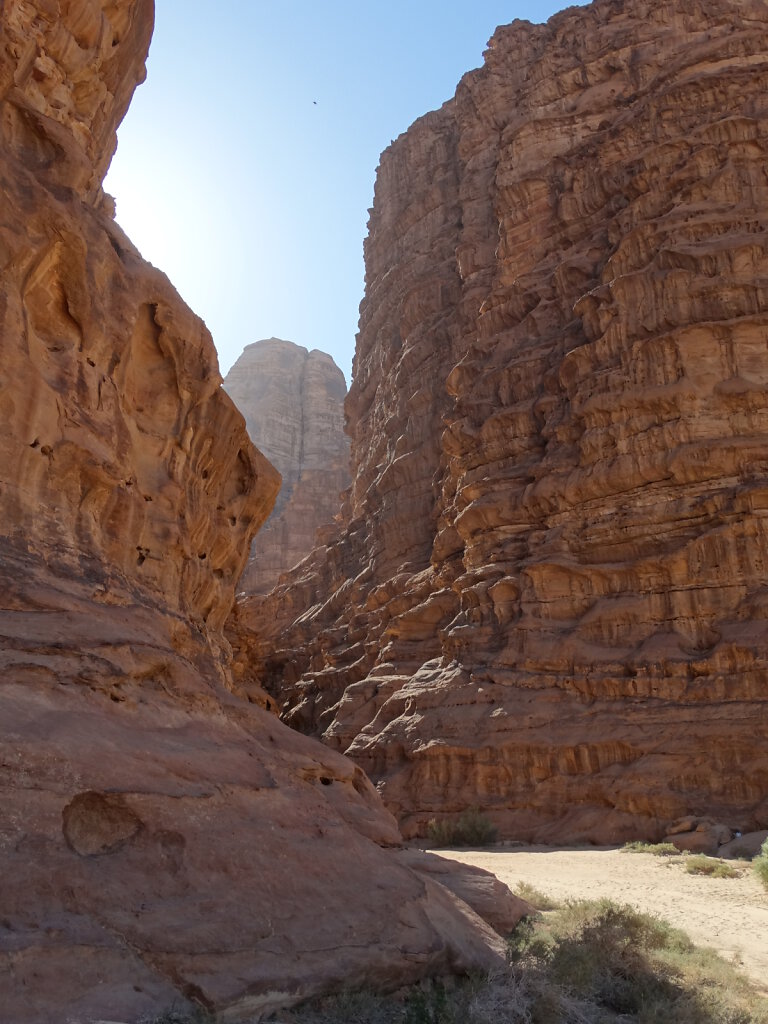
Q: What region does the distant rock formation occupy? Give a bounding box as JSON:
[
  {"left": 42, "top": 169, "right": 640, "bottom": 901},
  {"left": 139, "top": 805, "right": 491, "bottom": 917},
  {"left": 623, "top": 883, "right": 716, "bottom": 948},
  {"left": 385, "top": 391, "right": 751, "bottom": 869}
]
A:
[
  {"left": 0, "top": 3, "right": 510, "bottom": 1021},
  {"left": 237, "top": 0, "right": 768, "bottom": 845},
  {"left": 224, "top": 339, "right": 350, "bottom": 593}
]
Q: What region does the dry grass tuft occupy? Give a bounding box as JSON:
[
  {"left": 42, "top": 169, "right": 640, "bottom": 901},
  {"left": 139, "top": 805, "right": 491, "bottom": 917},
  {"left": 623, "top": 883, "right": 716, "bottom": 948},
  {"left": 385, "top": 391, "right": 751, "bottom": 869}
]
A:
[
  {"left": 754, "top": 838, "right": 768, "bottom": 891},
  {"left": 513, "top": 880, "right": 560, "bottom": 911},
  {"left": 684, "top": 855, "right": 741, "bottom": 878},
  {"left": 621, "top": 840, "right": 681, "bottom": 856}
]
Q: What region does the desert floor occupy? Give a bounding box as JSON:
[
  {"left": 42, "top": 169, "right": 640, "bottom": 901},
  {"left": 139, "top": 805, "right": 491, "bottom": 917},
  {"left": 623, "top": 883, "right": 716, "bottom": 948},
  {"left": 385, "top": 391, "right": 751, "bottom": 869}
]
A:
[{"left": 441, "top": 845, "right": 768, "bottom": 993}]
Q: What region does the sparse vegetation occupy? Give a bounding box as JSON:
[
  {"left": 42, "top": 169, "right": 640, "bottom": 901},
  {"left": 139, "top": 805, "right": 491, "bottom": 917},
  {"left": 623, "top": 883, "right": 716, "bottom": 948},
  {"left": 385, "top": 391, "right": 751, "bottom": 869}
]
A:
[
  {"left": 426, "top": 807, "right": 498, "bottom": 847},
  {"left": 754, "top": 838, "right": 768, "bottom": 891},
  {"left": 513, "top": 880, "right": 560, "bottom": 911},
  {"left": 271, "top": 899, "right": 768, "bottom": 1024},
  {"left": 684, "top": 855, "right": 741, "bottom": 878},
  {"left": 621, "top": 840, "right": 680, "bottom": 856}
]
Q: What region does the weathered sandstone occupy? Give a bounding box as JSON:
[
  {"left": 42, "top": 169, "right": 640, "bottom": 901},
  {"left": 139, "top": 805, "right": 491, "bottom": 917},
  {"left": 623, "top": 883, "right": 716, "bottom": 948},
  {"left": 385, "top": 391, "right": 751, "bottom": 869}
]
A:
[
  {"left": 665, "top": 819, "right": 732, "bottom": 856},
  {"left": 223, "top": 339, "right": 350, "bottom": 595},
  {"left": 238, "top": 0, "right": 768, "bottom": 844},
  {"left": 0, "top": 3, "right": 508, "bottom": 1020},
  {"left": 394, "top": 849, "right": 532, "bottom": 936}
]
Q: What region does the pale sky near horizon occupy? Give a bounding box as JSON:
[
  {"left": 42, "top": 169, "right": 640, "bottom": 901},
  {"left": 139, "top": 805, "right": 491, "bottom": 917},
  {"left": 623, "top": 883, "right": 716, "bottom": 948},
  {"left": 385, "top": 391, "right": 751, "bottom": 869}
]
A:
[{"left": 105, "top": 2, "right": 588, "bottom": 384}]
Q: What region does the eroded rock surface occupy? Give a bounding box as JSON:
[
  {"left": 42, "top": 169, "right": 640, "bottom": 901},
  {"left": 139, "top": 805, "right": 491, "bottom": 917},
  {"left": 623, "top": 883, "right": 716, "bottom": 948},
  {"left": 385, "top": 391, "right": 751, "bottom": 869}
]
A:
[
  {"left": 238, "top": 0, "right": 768, "bottom": 844},
  {"left": 0, "top": 3, "right": 506, "bottom": 1021},
  {"left": 224, "top": 339, "right": 350, "bottom": 594}
]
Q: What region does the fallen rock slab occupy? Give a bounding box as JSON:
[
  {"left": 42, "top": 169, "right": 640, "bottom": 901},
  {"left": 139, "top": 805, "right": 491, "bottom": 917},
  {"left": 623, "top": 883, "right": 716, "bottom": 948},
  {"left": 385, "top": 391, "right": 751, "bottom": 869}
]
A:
[{"left": 395, "top": 848, "right": 532, "bottom": 935}]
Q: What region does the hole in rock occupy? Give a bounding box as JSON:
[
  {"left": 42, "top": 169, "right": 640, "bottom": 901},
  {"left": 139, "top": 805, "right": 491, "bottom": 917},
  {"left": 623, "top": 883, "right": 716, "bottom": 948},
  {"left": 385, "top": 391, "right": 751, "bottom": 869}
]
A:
[
  {"left": 62, "top": 790, "right": 142, "bottom": 856},
  {"left": 319, "top": 776, "right": 333, "bottom": 786}
]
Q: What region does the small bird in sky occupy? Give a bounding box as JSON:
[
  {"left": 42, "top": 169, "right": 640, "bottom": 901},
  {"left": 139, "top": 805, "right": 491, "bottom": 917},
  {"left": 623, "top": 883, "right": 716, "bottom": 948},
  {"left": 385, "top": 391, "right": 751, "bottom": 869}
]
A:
[{"left": 313, "top": 100, "right": 317, "bottom": 105}]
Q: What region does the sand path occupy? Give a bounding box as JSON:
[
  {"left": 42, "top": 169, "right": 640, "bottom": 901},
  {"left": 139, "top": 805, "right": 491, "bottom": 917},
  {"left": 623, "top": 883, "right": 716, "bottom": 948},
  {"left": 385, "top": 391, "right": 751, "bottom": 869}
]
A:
[{"left": 439, "top": 846, "right": 768, "bottom": 993}]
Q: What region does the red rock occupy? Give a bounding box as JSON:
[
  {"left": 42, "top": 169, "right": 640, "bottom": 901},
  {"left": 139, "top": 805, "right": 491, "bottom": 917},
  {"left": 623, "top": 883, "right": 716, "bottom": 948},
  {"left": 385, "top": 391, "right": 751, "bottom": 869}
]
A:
[
  {"left": 239, "top": 0, "right": 768, "bottom": 845},
  {"left": 665, "top": 819, "right": 732, "bottom": 854},
  {"left": 0, "top": 3, "right": 505, "bottom": 1020},
  {"left": 718, "top": 830, "right": 768, "bottom": 859},
  {"left": 394, "top": 849, "right": 532, "bottom": 935},
  {"left": 223, "top": 338, "right": 350, "bottom": 595}
]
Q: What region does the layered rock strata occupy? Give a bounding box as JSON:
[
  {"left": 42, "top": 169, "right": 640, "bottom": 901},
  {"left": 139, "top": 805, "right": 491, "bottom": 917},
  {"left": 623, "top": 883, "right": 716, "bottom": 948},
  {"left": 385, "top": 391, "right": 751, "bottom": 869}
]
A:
[
  {"left": 238, "top": 0, "right": 768, "bottom": 844},
  {"left": 0, "top": 4, "right": 511, "bottom": 1021},
  {"left": 224, "top": 339, "right": 350, "bottom": 594}
]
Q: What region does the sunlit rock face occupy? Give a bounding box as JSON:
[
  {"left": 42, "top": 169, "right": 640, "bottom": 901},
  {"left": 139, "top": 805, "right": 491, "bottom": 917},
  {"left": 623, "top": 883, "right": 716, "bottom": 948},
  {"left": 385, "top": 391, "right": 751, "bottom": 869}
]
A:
[
  {"left": 0, "top": 3, "right": 509, "bottom": 1021},
  {"left": 239, "top": 0, "right": 768, "bottom": 845},
  {"left": 224, "top": 339, "right": 350, "bottom": 594}
]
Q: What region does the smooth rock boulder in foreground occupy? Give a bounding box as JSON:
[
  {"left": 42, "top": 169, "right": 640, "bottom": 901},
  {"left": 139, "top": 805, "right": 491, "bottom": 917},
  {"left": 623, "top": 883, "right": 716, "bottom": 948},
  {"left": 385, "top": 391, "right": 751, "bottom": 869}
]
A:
[
  {"left": 0, "top": 2, "right": 505, "bottom": 1021},
  {"left": 224, "top": 339, "right": 350, "bottom": 595},
  {"left": 239, "top": 0, "right": 768, "bottom": 844}
]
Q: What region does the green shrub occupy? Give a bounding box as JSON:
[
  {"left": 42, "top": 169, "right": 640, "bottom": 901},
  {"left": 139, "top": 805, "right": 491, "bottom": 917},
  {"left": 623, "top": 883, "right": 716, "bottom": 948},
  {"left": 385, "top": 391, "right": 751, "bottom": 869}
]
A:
[
  {"left": 754, "top": 838, "right": 768, "bottom": 891},
  {"left": 501, "top": 899, "right": 767, "bottom": 1024},
  {"left": 622, "top": 840, "right": 680, "bottom": 856},
  {"left": 425, "top": 807, "right": 498, "bottom": 847},
  {"left": 514, "top": 880, "right": 560, "bottom": 911},
  {"left": 684, "top": 855, "right": 740, "bottom": 878}
]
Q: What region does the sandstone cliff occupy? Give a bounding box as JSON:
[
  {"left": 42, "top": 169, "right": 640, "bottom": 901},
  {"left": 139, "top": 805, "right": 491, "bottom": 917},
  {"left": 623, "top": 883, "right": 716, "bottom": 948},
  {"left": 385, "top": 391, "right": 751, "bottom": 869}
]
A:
[
  {"left": 224, "top": 339, "right": 350, "bottom": 594},
  {"left": 238, "top": 0, "right": 768, "bottom": 844},
  {"left": 0, "top": 4, "right": 512, "bottom": 1021}
]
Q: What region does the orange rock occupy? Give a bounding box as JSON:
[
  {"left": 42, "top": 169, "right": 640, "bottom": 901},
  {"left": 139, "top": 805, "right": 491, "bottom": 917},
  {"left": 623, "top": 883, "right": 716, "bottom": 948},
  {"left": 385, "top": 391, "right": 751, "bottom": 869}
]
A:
[
  {"left": 394, "top": 849, "right": 532, "bottom": 935},
  {"left": 0, "top": 3, "right": 506, "bottom": 1020},
  {"left": 223, "top": 338, "right": 350, "bottom": 595},
  {"left": 240, "top": 0, "right": 768, "bottom": 845}
]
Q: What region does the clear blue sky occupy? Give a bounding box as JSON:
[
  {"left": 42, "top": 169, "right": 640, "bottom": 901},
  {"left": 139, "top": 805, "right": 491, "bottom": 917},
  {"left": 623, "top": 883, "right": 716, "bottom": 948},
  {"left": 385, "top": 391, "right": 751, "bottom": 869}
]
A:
[{"left": 105, "top": 1, "right": 587, "bottom": 383}]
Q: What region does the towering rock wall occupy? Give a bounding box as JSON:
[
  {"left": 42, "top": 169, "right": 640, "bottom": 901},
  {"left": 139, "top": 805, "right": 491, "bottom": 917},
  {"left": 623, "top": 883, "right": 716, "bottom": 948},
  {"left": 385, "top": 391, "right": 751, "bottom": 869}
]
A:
[
  {"left": 0, "top": 4, "right": 510, "bottom": 1021},
  {"left": 224, "top": 339, "right": 350, "bottom": 594},
  {"left": 238, "top": 0, "right": 768, "bottom": 844}
]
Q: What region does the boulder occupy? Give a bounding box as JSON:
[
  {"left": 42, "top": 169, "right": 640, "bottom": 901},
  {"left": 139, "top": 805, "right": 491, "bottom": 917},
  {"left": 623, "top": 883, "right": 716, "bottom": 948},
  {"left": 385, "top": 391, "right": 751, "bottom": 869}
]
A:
[
  {"left": 395, "top": 849, "right": 532, "bottom": 935},
  {"left": 718, "top": 830, "right": 768, "bottom": 860}
]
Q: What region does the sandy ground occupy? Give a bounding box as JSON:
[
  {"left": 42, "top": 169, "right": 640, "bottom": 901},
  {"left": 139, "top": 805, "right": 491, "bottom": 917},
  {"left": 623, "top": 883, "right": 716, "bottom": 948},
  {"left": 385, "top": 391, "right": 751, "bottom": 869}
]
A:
[{"left": 440, "top": 846, "right": 768, "bottom": 993}]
